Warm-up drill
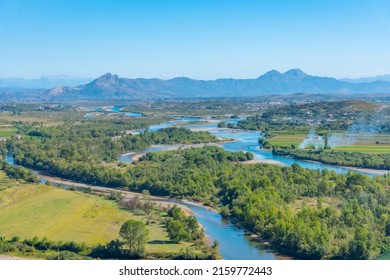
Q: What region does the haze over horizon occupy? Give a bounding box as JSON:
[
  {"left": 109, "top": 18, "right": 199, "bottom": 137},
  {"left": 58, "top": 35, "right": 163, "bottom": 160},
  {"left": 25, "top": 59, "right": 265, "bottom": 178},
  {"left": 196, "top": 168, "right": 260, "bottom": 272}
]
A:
[
  {"left": 1, "top": 0, "right": 390, "bottom": 79},
  {"left": 1, "top": 69, "right": 390, "bottom": 82}
]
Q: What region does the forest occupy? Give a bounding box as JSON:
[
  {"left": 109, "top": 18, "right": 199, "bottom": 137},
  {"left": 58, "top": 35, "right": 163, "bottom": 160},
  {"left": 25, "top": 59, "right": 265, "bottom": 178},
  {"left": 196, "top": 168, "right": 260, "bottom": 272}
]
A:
[
  {"left": 8, "top": 124, "right": 390, "bottom": 259},
  {"left": 2, "top": 105, "right": 390, "bottom": 260},
  {"left": 115, "top": 147, "right": 390, "bottom": 259},
  {"left": 8, "top": 120, "right": 218, "bottom": 164}
]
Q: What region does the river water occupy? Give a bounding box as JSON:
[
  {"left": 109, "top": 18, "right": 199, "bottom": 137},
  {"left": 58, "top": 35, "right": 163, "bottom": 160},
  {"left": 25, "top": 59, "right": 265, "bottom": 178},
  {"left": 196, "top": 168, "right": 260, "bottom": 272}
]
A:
[
  {"left": 5, "top": 152, "right": 285, "bottom": 259},
  {"left": 5, "top": 106, "right": 387, "bottom": 260},
  {"left": 116, "top": 109, "right": 381, "bottom": 177}
]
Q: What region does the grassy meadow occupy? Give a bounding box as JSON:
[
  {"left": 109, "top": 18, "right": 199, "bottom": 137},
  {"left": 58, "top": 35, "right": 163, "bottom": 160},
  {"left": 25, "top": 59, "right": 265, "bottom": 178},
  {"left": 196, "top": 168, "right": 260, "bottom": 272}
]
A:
[
  {"left": 0, "top": 125, "right": 17, "bottom": 137},
  {"left": 0, "top": 177, "right": 190, "bottom": 253},
  {"left": 333, "top": 145, "right": 390, "bottom": 153}
]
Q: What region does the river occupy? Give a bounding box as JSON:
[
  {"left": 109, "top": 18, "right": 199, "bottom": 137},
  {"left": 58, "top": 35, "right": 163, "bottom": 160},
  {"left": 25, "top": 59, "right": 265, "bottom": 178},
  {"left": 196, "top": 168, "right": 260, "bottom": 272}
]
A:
[
  {"left": 106, "top": 105, "right": 390, "bottom": 259},
  {"left": 109, "top": 106, "right": 383, "bottom": 177},
  {"left": 5, "top": 106, "right": 387, "bottom": 260},
  {"left": 5, "top": 152, "right": 287, "bottom": 260}
]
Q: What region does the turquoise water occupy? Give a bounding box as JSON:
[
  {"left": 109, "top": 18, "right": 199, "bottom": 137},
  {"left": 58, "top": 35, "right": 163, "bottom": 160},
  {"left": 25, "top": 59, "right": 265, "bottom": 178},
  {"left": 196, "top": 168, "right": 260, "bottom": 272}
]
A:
[
  {"left": 19, "top": 105, "right": 382, "bottom": 259},
  {"left": 203, "top": 127, "right": 378, "bottom": 177},
  {"left": 83, "top": 113, "right": 94, "bottom": 118},
  {"left": 108, "top": 105, "right": 143, "bottom": 117},
  {"left": 86, "top": 105, "right": 143, "bottom": 117},
  {"left": 112, "top": 115, "right": 384, "bottom": 259},
  {"left": 119, "top": 112, "right": 381, "bottom": 177},
  {"left": 90, "top": 106, "right": 385, "bottom": 259}
]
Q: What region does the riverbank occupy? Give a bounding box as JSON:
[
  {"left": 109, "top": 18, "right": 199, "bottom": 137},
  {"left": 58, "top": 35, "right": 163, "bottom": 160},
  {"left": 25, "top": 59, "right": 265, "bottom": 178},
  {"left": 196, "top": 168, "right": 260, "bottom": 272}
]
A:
[
  {"left": 349, "top": 166, "right": 389, "bottom": 176},
  {"left": 241, "top": 159, "right": 284, "bottom": 166}
]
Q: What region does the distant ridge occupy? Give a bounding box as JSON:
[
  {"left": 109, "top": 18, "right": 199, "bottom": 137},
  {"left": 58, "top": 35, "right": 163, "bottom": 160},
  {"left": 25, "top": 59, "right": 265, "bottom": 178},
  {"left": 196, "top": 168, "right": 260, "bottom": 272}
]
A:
[
  {"left": 42, "top": 69, "right": 390, "bottom": 100},
  {"left": 0, "top": 75, "right": 93, "bottom": 89},
  {"left": 341, "top": 75, "right": 390, "bottom": 83},
  {"left": 3, "top": 69, "right": 390, "bottom": 101}
]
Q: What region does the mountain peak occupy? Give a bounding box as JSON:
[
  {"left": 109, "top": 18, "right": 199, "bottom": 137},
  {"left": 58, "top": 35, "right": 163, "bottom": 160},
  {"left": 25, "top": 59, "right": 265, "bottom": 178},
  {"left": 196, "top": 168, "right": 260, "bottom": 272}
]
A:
[
  {"left": 284, "top": 68, "right": 307, "bottom": 78},
  {"left": 32, "top": 69, "right": 390, "bottom": 101},
  {"left": 265, "top": 69, "right": 281, "bottom": 75},
  {"left": 97, "top": 73, "right": 119, "bottom": 82},
  {"left": 259, "top": 70, "right": 281, "bottom": 79}
]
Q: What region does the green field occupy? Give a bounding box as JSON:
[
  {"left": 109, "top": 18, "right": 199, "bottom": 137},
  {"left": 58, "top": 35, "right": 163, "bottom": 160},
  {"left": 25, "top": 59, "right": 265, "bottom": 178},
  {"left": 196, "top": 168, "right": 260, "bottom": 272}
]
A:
[
  {"left": 334, "top": 145, "right": 390, "bottom": 153},
  {"left": 0, "top": 182, "right": 190, "bottom": 253},
  {"left": 268, "top": 130, "right": 390, "bottom": 153},
  {"left": 268, "top": 133, "right": 307, "bottom": 147},
  {"left": 0, "top": 126, "right": 17, "bottom": 137}
]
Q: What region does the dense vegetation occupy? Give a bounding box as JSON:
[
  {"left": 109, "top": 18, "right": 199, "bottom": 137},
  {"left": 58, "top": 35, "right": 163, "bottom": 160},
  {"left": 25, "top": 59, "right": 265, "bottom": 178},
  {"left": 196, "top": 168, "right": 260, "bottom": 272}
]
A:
[
  {"left": 4, "top": 103, "right": 390, "bottom": 260},
  {"left": 104, "top": 147, "right": 390, "bottom": 259},
  {"left": 0, "top": 160, "right": 38, "bottom": 183},
  {"left": 261, "top": 100, "right": 376, "bottom": 119},
  {"left": 0, "top": 236, "right": 92, "bottom": 260},
  {"left": 166, "top": 206, "right": 204, "bottom": 243},
  {"left": 9, "top": 120, "right": 218, "bottom": 180},
  {"left": 8, "top": 116, "right": 390, "bottom": 259},
  {"left": 0, "top": 103, "right": 74, "bottom": 114},
  {"left": 273, "top": 148, "right": 390, "bottom": 170},
  {"left": 12, "top": 120, "right": 217, "bottom": 163}
]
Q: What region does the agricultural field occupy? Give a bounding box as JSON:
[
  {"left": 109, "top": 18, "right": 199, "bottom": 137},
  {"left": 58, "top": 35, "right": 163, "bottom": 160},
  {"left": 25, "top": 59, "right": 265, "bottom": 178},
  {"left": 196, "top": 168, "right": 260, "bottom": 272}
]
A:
[
  {"left": 268, "top": 133, "right": 307, "bottom": 147},
  {"left": 0, "top": 125, "right": 17, "bottom": 137},
  {"left": 0, "top": 180, "right": 190, "bottom": 253},
  {"left": 333, "top": 145, "right": 390, "bottom": 153},
  {"left": 329, "top": 133, "right": 390, "bottom": 153},
  {"left": 0, "top": 111, "right": 85, "bottom": 126},
  {"left": 268, "top": 130, "right": 390, "bottom": 152}
]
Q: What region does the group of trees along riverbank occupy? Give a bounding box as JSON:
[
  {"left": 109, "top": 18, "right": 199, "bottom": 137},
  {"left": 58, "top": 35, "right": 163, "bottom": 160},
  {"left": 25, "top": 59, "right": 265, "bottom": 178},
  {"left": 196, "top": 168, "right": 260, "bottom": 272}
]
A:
[
  {"left": 132, "top": 149, "right": 390, "bottom": 259},
  {"left": 4, "top": 119, "right": 390, "bottom": 259}
]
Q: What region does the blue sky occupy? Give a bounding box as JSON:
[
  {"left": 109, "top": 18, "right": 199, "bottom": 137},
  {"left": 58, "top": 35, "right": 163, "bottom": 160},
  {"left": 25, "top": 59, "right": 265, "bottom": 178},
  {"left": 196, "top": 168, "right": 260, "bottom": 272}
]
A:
[{"left": 1, "top": 0, "right": 390, "bottom": 79}]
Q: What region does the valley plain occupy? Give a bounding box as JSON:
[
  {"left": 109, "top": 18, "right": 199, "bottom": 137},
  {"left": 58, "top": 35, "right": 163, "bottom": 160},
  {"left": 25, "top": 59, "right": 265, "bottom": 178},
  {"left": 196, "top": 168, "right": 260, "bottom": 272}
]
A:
[{"left": 0, "top": 96, "right": 389, "bottom": 260}]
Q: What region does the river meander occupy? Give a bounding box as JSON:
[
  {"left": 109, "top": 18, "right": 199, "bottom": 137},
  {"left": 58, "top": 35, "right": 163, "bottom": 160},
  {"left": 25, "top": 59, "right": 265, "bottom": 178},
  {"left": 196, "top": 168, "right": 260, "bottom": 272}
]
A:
[{"left": 5, "top": 105, "right": 388, "bottom": 259}]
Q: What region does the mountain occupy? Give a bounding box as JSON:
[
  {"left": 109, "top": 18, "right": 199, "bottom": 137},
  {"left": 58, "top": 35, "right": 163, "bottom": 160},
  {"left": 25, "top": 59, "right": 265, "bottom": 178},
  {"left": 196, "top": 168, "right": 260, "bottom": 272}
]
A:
[
  {"left": 341, "top": 75, "right": 390, "bottom": 83},
  {"left": 0, "top": 75, "right": 93, "bottom": 89},
  {"left": 44, "top": 73, "right": 171, "bottom": 100},
  {"left": 41, "top": 69, "right": 390, "bottom": 100},
  {"left": 0, "top": 69, "right": 390, "bottom": 101}
]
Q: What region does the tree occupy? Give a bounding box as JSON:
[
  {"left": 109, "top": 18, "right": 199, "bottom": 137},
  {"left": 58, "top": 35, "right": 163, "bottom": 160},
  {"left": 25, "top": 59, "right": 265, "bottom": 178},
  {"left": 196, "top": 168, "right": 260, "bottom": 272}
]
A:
[
  {"left": 217, "top": 121, "right": 226, "bottom": 128},
  {"left": 245, "top": 152, "right": 254, "bottom": 160},
  {"left": 119, "top": 220, "right": 149, "bottom": 258},
  {"left": 166, "top": 219, "right": 189, "bottom": 243}
]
